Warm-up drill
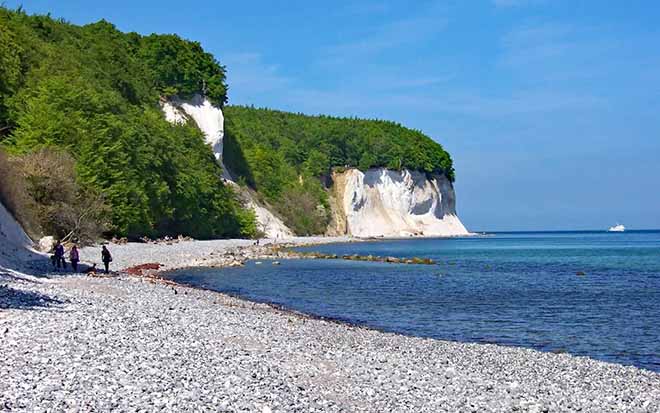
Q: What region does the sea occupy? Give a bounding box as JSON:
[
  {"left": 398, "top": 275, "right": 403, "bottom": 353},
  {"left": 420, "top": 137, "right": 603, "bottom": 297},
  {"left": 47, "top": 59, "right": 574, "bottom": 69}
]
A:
[{"left": 167, "top": 231, "right": 660, "bottom": 372}]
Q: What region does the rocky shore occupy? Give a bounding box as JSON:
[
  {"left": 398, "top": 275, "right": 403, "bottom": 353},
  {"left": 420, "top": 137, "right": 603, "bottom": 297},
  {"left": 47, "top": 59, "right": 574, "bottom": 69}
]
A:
[
  {"left": 76, "top": 236, "right": 354, "bottom": 273},
  {"left": 2, "top": 239, "right": 660, "bottom": 412}
]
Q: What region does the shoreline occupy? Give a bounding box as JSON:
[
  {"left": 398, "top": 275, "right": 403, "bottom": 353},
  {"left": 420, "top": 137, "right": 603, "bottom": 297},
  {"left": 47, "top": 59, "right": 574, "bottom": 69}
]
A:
[
  {"left": 76, "top": 235, "right": 357, "bottom": 274},
  {"left": 2, "top": 237, "right": 660, "bottom": 411},
  {"left": 161, "top": 264, "right": 660, "bottom": 375}
]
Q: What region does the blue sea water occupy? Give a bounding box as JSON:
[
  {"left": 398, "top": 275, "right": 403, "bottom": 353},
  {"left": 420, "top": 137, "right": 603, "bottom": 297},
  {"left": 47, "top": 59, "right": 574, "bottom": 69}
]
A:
[{"left": 167, "top": 231, "right": 660, "bottom": 372}]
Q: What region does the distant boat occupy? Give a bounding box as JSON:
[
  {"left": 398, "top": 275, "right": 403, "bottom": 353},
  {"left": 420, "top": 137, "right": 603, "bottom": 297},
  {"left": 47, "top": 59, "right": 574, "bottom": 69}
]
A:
[{"left": 608, "top": 224, "right": 625, "bottom": 232}]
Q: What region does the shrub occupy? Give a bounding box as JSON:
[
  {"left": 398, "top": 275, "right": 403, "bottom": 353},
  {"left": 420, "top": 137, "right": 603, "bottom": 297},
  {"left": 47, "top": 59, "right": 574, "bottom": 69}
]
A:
[
  {"left": 276, "top": 184, "right": 330, "bottom": 235},
  {"left": 0, "top": 148, "right": 39, "bottom": 239},
  {"left": 0, "top": 7, "right": 254, "bottom": 239},
  {"left": 15, "top": 148, "right": 111, "bottom": 244}
]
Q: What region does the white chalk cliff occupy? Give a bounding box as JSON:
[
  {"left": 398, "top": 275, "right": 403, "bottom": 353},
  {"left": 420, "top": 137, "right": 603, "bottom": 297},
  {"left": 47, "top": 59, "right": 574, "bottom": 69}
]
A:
[
  {"left": 162, "top": 95, "right": 230, "bottom": 180},
  {"left": 332, "top": 168, "right": 468, "bottom": 237},
  {"left": 162, "top": 95, "right": 467, "bottom": 238},
  {"left": 161, "top": 95, "right": 294, "bottom": 238},
  {"left": 0, "top": 202, "right": 43, "bottom": 273}
]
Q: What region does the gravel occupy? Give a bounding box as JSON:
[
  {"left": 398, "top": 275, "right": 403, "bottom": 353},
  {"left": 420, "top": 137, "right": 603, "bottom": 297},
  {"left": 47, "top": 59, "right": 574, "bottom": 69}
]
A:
[
  {"left": 1, "top": 239, "right": 660, "bottom": 412},
  {"left": 77, "top": 236, "right": 354, "bottom": 272}
]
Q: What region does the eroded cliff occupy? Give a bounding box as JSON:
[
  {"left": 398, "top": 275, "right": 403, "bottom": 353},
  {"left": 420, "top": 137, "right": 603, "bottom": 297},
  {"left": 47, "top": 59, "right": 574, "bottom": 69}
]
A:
[
  {"left": 330, "top": 168, "right": 468, "bottom": 237},
  {"left": 161, "top": 96, "right": 294, "bottom": 238},
  {"left": 163, "top": 96, "right": 467, "bottom": 238}
]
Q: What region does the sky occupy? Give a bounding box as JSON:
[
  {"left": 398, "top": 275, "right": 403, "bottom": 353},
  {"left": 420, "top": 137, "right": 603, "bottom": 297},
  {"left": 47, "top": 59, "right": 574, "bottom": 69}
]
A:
[{"left": 6, "top": 0, "right": 660, "bottom": 230}]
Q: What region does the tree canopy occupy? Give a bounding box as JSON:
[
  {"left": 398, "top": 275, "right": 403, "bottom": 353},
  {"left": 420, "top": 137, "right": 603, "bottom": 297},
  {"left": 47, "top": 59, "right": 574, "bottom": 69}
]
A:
[
  {"left": 223, "top": 106, "right": 455, "bottom": 234},
  {"left": 224, "top": 106, "right": 455, "bottom": 184},
  {"left": 0, "top": 7, "right": 254, "bottom": 239},
  {"left": 0, "top": 6, "right": 457, "bottom": 239}
]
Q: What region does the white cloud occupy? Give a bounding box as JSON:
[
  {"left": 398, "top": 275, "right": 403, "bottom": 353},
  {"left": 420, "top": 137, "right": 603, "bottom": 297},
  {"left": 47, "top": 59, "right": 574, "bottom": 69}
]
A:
[
  {"left": 274, "top": 85, "right": 605, "bottom": 121},
  {"left": 497, "top": 21, "right": 660, "bottom": 89},
  {"left": 498, "top": 23, "right": 581, "bottom": 71}
]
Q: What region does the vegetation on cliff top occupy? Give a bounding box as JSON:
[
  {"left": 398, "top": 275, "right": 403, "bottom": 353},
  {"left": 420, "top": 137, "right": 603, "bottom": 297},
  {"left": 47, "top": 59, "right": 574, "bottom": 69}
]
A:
[
  {"left": 0, "top": 7, "right": 255, "bottom": 240},
  {"left": 0, "top": 6, "right": 457, "bottom": 238},
  {"left": 223, "top": 105, "right": 455, "bottom": 234},
  {"left": 225, "top": 106, "right": 455, "bottom": 183}
]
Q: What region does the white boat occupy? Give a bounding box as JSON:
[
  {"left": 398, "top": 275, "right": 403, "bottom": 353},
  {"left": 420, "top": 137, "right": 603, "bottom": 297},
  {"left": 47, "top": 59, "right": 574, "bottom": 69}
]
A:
[{"left": 608, "top": 224, "right": 625, "bottom": 232}]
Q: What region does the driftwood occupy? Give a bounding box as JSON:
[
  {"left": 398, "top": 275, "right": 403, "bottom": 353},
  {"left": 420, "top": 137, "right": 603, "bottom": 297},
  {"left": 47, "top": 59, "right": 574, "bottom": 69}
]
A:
[{"left": 123, "top": 263, "right": 162, "bottom": 276}]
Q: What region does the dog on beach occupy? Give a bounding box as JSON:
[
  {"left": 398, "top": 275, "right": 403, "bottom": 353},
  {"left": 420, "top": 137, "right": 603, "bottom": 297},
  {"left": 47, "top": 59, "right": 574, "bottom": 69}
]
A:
[{"left": 84, "top": 263, "right": 98, "bottom": 275}]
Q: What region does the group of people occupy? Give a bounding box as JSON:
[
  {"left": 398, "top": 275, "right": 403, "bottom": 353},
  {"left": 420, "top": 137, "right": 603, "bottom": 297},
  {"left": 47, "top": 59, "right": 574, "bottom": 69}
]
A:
[
  {"left": 50, "top": 240, "right": 113, "bottom": 274},
  {"left": 50, "top": 240, "right": 79, "bottom": 271}
]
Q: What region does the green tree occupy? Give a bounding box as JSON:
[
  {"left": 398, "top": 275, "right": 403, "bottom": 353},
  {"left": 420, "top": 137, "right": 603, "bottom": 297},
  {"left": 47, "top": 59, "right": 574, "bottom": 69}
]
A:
[
  {"left": 303, "top": 150, "right": 330, "bottom": 177},
  {"left": 0, "top": 24, "right": 22, "bottom": 128},
  {"left": 0, "top": 6, "right": 253, "bottom": 239},
  {"left": 223, "top": 105, "right": 456, "bottom": 234}
]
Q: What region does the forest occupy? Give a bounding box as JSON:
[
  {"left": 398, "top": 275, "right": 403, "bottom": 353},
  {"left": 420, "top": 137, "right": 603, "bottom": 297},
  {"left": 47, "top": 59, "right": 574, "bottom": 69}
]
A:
[
  {"left": 0, "top": 6, "right": 456, "bottom": 239},
  {"left": 223, "top": 106, "right": 455, "bottom": 234},
  {"left": 0, "top": 7, "right": 255, "bottom": 240}
]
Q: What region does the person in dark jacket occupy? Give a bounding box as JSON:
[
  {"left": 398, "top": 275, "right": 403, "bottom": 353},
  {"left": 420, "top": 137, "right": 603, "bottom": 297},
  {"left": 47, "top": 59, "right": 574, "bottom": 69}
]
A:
[
  {"left": 69, "top": 244, "right": 80, "bottom": 272},
  {"left": 54, "top": 240, "right": 66, "bottom": 270},
  {"left": 101, "top": 245, "right": 112, "bottom": 274}
]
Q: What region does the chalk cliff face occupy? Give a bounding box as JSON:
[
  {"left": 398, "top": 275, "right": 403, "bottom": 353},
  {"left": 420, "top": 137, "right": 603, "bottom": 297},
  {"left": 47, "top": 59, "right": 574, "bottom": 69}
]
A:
[
  {"left": 0, "top": 202, "right": 40, "bottom": 272},
  {"left": 161, "top": 96, "right": 294, "bottom": 238},
  {"left": 162, "top": 97, "right": 466, "bottom": 238},
  {"left": 332, "top": 168, "right": 468, "bottom": 237},
  {"left": 162, "top": 95, "right": 231, "bottom": 180}
]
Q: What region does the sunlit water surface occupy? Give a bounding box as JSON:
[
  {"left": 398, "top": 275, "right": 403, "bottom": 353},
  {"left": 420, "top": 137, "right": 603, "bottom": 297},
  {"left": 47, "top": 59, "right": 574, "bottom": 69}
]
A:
[{"left": 167, "top": 231, "right": 660, "bottom": 371}]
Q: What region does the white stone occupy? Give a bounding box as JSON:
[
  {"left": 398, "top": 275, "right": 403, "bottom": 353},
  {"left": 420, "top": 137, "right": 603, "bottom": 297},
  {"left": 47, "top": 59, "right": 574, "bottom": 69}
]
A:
[
  {"left": 38, "top": 236, "right": 55, "bottom": 253},
  {"left": 249, "top": 200, "right": 294, "bottom": 239},
  {"left": 161, "top": 95, "right": 230, "bottom": 180},
  {"left": 0, "top": 202, "right": 33, "bottom": 250},
  {"left": 161, "top": 101, "right": 187, "bottom": 125}
]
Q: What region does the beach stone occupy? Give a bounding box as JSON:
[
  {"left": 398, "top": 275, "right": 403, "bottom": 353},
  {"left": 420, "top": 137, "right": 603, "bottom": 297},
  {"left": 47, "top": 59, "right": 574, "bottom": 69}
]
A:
[
  {"left": 38, "top": 236, "right": 55, "bottom": 253},
  {"left": 2, "top": 238, "right": 660, "bottom": 412}
]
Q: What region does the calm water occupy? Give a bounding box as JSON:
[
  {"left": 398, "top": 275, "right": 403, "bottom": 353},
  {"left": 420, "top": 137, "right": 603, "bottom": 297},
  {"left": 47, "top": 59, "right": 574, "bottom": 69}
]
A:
[{"left": 168, "top": 231, "right": 660, "bottom": 371}]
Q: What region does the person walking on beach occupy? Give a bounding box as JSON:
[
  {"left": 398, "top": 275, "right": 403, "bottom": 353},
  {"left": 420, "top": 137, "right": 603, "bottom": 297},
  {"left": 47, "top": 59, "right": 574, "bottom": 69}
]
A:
[
  {"left": 54, "top": 240, "right": 66, "bottom": 270},
  {"left": 101, "top": 245, "right": 112, "bottom": 274},
  {"left": 69, "top": 244, "right": 80, "bottom": 272}
]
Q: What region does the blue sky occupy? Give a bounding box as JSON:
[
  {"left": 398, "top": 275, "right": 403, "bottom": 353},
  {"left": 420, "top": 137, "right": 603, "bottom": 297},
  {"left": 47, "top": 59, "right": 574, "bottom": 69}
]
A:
[{"left": 7, "top": 0, "right": 660, "bottom": 230}]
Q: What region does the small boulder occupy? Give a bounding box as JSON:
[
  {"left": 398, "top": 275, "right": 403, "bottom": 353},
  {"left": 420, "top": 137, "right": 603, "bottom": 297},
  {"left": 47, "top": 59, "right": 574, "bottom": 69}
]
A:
[{"left": 38, "top": 236, "right": 55, "bottom": 252}]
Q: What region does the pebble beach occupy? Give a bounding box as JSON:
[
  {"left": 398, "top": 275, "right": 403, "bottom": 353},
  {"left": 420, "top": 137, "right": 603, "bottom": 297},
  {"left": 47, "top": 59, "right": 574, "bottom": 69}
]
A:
[{"left": 2, "top": 238, "right": 660, "bottom": 412}]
